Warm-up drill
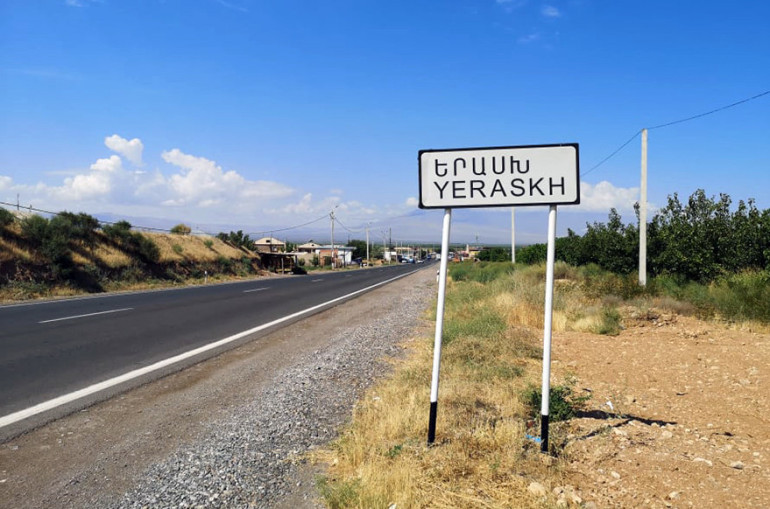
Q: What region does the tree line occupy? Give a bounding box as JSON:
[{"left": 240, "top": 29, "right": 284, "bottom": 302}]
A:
[{"left": 514, "top": 189, "right": 770, "bottom": 282}]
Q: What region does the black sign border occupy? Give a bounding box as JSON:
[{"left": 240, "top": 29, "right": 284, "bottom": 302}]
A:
[{"left": 418, "top": 143, "right": 580, "bottom": 210}]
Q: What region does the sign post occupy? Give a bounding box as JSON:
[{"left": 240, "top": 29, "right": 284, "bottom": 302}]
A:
[
  {"left": 419, "top": 144, "right": 579, "bottom": 447},
  {"left": 540, "top": 204, "right": 558, "bottom": 452},
  {"left": 427, "top": 208, "right": 452, "bottom": 444}
]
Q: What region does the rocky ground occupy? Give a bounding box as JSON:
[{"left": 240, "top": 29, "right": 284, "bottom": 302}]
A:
[{"left": 547, "top": 309, "right": 769, "bottom": 508}]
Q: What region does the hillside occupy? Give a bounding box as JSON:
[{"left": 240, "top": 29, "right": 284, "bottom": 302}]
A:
[{"left": 0, "top": 211, "right": 265, "bottom": 302}]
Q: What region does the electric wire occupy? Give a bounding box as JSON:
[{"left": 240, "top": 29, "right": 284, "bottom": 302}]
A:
[{"left": 584, "top": 88, "right": 770, "bottom": 177}]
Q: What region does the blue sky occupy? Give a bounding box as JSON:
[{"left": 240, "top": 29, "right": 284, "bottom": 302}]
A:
[{"left": 1, "top": 0, "right": 768, "bottom": 245}]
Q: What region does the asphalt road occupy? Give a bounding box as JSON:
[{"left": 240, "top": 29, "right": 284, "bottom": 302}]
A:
[{"left": 0, "top": 263, "right": 430, "bottom": 429}]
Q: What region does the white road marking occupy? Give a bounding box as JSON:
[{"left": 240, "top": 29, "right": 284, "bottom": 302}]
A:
[
  {"left": 311, "top": 279, "right": 324, "bottom": 282},
  {"left": 38, "top": 308, "right": 134, "bottom": 324},
  {"left": 0, "top": 269, "right": 420, "bottom": 430},
  {"left": 243, "top": 288, "right": 270, "bottom": 293}
]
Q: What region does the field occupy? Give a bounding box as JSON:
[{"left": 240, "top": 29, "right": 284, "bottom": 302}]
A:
[{"left": 314, "top": 262, "right": 769, "bottom": 508}]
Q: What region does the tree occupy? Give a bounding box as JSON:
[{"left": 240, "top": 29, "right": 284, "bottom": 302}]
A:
[
  {"left": 476, "top": 247, "right": 511, "bottom": 262},
  {"left": 348, "top": 239, "right": 368, "bottom": 259},
  {"left": 170, "top": 223, "right": 192, "bottom": 235}
]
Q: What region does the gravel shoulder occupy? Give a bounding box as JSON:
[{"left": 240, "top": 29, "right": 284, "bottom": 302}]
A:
[{"left": 0, "top": 267, "right": 436, "bottom": 509}]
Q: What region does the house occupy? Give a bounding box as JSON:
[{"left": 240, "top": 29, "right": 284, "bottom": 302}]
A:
[
  {"left": 253, "top": 237, "right": 286, "bottom": 253},
  {"left": 298, "top": 241, "right": 322, "bottom": 253},
  {"left": 317, "top": 245, "right": 355, "bottom": 267}
]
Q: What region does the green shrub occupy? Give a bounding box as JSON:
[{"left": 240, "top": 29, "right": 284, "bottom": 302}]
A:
[
  {"left": 204, "top": 239, "right": 214, "bottom": 249},
  {"left": 172, "top": 243, "right": 183, "bottom": 255},
  {"left": 21, "top": 215, "right": 49, "bottom": 247},
  {"left": 134, "top": 234, "right": 160, "bottom": 263},
  {"left": 710, "top": 271, "right": 770, "bottom": 322},
  {"left": 0, "top": 208, "right": 15, "bottom": 228},
  {"left": 522, "top": 379, "right": 591, "bottom": 422},
  {"left": 595, "top": 306, "right": 622, "bottom": 335},
  {"left": 102, "top": 220, "right": 133, "bottom": 240},
  {"left": 449, "top": 261, "right": 514, "bottom": 283},
  {"left": 170, "top": 223, "right": 191, "bottom": 235}
]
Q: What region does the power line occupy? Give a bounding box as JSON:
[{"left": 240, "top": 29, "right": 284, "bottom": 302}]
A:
[
  {"left": 246, "top": 213, "right": 329, "bottom": 238},
  {"left": 584, "top": 88, "right": 770, "bottom": 177},
  {"left": 647, "top": 89, "right": 770, "bottom": 131},
  {"left": 583, "top": 130, "right": 641, "bottom": 177},
  {"left": 333, "top": 216, "right": 362, "bottom": 235}
]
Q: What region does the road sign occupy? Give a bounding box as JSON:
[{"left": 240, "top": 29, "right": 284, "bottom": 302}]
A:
[{"left": 419, "top": 144, "right": 579, "bottom": 209}]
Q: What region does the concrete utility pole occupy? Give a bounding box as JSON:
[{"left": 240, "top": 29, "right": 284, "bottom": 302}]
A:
[
  {"left": 330, "top": 209, "right": 335, "bottom": 269},
  {"left": 511, "top": 209, "right": 516, "bottom": 263},
  {"left": 365, "top": 223, "right": 370, "bottom": 264},
  {"left": 639, "top": 129, "right": 648, "bottom": 286}
]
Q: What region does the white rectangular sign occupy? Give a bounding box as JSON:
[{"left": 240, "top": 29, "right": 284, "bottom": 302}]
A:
[{"left": 419, "top": 144, "right": 580, "bottom": 209}]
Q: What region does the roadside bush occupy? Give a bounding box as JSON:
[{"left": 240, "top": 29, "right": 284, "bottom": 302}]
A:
[
  {"left": 172, "top": 243, "right": 184, "bottom": 255},
  {"left": 522, "top": 378, "right": 591, "bottom": 422},
  {"left": 0, "top": 208, "right": 15, "bottom": 228},
  {"left": 204, "top": 239, "right": 214, "bottom": 249},
  {"left": 57, "top": 211, "right": 100, "bottom": 248},
  {"left": 102, "top": 220, "right": 133, "bottom": 241},
  {"left": 134, "top": 234, "right": 160, "bottom": 263},
  {"left": 21, "top": 215, "right": 49, "bottom": 247},
  {"left": 449, "top": 261, "right": 514, "bottom": 283},
  {"left": 170, "top": 223, "right": 191, "bottom": 235}
]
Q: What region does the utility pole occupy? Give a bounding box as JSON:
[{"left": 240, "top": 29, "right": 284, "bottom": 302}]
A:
[
  {"left": 330, "top": 209, "right": 335, "bottom": 269},
  {"left": 365, "top": 223, "right": 370, "bottom": 264},
  {"left": 389, "top": 227, "right": 392, "bottom": 264},
  {"left": 639, "top": 129, "right": 648, "bottom": 286},
  {"left": 511, "top": 209, "right": 516, "bottom": 263}
]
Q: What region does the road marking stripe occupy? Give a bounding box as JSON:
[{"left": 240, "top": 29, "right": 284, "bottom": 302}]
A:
[
  {"left": 243, "top": 288, "right": 270, "bottom": 293},
  {"left": 38, "top": 308, "right": 134, "bottom": 324},
  {"left": 0, "top": 268, "right": 420, "bottom": 430},
  {"left": 311, "top": 279, "right": 323, "bottom": 282}
]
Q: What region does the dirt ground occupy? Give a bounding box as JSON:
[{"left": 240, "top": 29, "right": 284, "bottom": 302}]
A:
[{"left": 549, "top": 309, "right": 769, "bottom": 508}]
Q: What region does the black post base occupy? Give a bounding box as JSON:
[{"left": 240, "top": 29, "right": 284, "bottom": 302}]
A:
[
  {"left": 540, "top": 414, "right": 549, "bottom": 453},
  {"left": 427, "top": 401, "right": 438, "bottom": 444}
]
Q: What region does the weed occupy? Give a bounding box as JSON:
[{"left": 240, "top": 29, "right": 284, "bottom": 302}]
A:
[
  {"left": 522, "top": 379, "right": 591, "bottom": 422},
  {"left": 386, "top": 444, "right": 403, "bottom": 459},
  {"left": 172, "top": 243, "right": 183, "bottom": 255},
  {"left": 316, "top": 476, "right": 361, "bottom": 509},
  {"left": 595, "top": 306, "right": 622, "bottom": 335}
]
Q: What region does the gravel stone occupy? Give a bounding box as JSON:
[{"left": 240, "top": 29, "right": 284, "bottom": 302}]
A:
[{"left": 109, "top": 275, "right": 435, "bottom": 509}]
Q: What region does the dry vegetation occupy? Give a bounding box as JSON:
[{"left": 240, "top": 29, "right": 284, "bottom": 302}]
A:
[
  {"left": 312, "top": 261, "right": 769, "bottom": 508},
  {"left": 0, "top": 216, "right": 265, "bottom": 302}
]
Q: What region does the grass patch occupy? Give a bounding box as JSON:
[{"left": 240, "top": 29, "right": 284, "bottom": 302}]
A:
[{"left": 594, "top": 306, "right": 622, "bottom": 335}]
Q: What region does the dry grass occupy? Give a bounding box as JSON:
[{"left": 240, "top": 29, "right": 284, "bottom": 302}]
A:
[
  {"left": 313, "top": 264, "right": 600, "bottom": 508},
  {"left": 151, "top": 233, "right": 248, "bottom": 262}
]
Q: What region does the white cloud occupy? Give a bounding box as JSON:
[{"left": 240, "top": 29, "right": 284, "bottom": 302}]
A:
[
  {"left": 0, "top": 176, "right": 12, "bottom": 190},
  {"left": 105, "top": 134, "right": 144, "bottom": 166},
  {"left": 576, "top": 181, "right": 639, "bottom": 212},
  {"left": 405, "top": 197, "right": 418, "bottom": 208},
  {"left": 542, "top": 5, "right": 561, "bottom": 17},
  {"left": 161, "top": 148, "right": 293, "bottom": 207}
]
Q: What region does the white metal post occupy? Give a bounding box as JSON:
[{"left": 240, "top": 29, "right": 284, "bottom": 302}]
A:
[
  {"left": 428, "top": 208, "right": 452, "bottom": 444},
  {"left": 330, "top": 210, "right": 335, "bottom": 269},
  {"left": 540, "top": 205, "right": 558, "bottom": 452},
  {"left": 511, "top": 208, "right": 516, "bottom": 263},
  {"left": 639, "top": 129, "right": 648, "bottom": 286}
]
